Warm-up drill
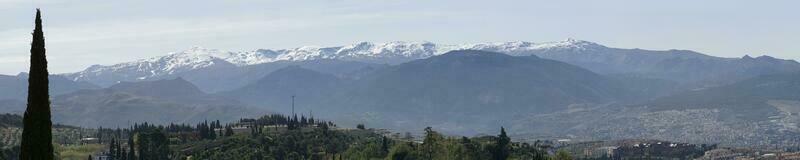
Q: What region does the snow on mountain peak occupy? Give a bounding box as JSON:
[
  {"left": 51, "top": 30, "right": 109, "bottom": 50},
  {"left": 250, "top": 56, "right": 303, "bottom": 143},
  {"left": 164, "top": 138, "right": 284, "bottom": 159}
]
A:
[
  {"left": 523, "top": 38, "right": 604, "bottom": 51},
  {"left": 456, "top": 39, "right": 606, "bottom": 56},
  {"left": 66, "top": 39, "right": 607, "bottom": 82},
  {"left": 147, "top": 39, "right": 605, "bottom": 67}
]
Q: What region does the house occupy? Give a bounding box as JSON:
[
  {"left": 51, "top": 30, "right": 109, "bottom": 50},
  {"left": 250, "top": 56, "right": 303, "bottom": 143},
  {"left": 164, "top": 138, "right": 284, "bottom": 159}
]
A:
[{"left": 81, "top": 137, "right": 100, "bottom": 144}]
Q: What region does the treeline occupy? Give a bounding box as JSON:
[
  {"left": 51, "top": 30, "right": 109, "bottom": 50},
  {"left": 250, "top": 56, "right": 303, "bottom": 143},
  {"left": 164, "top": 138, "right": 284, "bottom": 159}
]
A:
[
  {"left": 97, "top": 120, "right": 237, "bottom": 160},
  {"left": 184, "top": 121, "right": 379, "bottom": 159},
  {"left": 240, "top": 114, "right": 335, "bottom": 130},
  {"left": 195, "top": 120, "right": 222, "bottom": 140},
  {"left": 377, "top": 127, "right": 550, "bottom": 160},
  {"left": 97, "top": 113, "right": 336, "bottom": 159},
  {"left": 96, "top": 123, "right": 169, "bottom": 160},
  {"left": 185, "top": 124, "right": 553, "bottom": 160}
]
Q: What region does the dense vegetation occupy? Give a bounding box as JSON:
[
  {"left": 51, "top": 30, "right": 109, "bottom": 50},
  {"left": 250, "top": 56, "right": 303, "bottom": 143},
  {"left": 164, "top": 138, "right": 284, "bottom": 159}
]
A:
[
  {"left": 1, "top": 109, "right": 740, "bottom": 160},
  {"left": 3, "top": 113, "right": 556, "bottom": 159},
  {"left": 177, "top": 116, "right": 549, "bottom": 160}
]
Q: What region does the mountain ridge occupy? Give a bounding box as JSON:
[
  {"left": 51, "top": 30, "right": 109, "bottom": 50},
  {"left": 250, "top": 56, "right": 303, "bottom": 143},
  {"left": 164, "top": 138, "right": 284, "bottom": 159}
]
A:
[
  {"left": 62, "top": 39, "right": 800, "bottom": 92},
  {"left": 222, "top": 50, "right": 632, "bottom": 134},
  {"left": 59, "top": 39, "right": 620, "bottom": 85}
]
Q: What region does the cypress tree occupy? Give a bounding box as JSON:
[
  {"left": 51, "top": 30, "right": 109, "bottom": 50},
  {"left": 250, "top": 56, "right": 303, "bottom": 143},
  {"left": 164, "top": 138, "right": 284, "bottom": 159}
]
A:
[
  {"left": 381, "top": 136, "right": 389, "bottom": 154},
  {"left": 224, "top": 125, "right": 234, "bottom": 136},
  {"left": 127, "top": 134, "right": 136, "bottom": 160},
  {"left": 218, "top": 127, "right": 223, "bottom": 138},
  {"left": 20, "top": 9, "right": 54, "bottom": 160},
  {"left": 109, "top": 138, "right": 117, "bottom": 159},
  {"left": 210, "top": 124, "right": 217, "bottom": 139},
  {"left": 493, "top": 127, "right": 511, "bottom": 160},
  {"left": 116, "top": 139, "right": 122, "bottom": 159}
]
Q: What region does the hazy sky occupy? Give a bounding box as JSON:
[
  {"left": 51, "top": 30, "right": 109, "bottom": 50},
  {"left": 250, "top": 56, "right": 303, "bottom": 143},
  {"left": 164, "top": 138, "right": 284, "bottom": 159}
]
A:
[{"left": 0, "top": 0, "right": 798, "bottom": 74}]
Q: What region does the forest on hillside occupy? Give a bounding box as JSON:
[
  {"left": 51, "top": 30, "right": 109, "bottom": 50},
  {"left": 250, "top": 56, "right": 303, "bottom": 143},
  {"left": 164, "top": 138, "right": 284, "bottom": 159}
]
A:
[{"left": 0, "top": 113, "right": 562, "bottom": 160}]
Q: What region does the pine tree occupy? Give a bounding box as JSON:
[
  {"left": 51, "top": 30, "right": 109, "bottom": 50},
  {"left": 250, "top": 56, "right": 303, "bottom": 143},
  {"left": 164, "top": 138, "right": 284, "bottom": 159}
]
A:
[{"left": 20, "top": 9, "right": 54, "bottom": 160}]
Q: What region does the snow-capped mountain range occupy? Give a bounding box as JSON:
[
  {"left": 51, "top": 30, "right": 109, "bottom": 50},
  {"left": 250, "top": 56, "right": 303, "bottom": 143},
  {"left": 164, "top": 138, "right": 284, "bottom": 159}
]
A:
[
  {"left": 61, "top": 38, "right": 800, "bottom": 93},
  {"left": 63, "top": 39, "right": 604, "bottom": 83},
  {"left": 199, "top": 38, "right": 602, "bottom": 66}
]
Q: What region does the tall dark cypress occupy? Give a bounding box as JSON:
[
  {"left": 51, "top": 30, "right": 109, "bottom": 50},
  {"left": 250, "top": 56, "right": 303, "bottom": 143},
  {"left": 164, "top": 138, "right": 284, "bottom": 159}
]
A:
[
  {"left": 493, "top": 127, "right": 511, "bottom": 160},
  {"left": 127, "top": 134, "right": 136, "bottom": 160},
  {"left": 109, "top": 138, "right": 117, "bottom": 160},
  {"left": 20, "top": 9, "right": 54, "bottom": 160}
]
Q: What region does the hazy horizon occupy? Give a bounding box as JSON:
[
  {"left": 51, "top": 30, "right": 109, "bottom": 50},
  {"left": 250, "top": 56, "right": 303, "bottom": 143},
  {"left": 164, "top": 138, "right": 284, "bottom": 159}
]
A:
[{"left": 1, "top": 0, "right": 798, "bottom": 74}]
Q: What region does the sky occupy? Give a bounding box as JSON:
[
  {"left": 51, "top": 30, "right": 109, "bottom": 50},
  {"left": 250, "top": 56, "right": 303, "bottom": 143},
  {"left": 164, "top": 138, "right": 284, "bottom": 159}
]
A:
[{"left": 0, "top": 0, "right": 798, "bottom": 74}]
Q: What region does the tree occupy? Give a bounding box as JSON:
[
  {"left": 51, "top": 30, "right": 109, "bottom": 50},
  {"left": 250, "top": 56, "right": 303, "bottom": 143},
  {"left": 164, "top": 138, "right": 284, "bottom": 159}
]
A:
[
  {"left": 493, "top": 127, "right": 511, "bottom": 160},
  {"left": 356, "top": 124, "right": 365, "bottom": 130},
  {"left": 218, "top": 127, "right": 223, "bottom": 137},
  {"left": 460, "top": 136, "right": 485, "bottom": 159},
  {"left": 387, "top": 142, "right": 413, "bottom": 160},
  {"left": 136, "top": 131, "right": 169, "bottom": 160},
  {"left": 116, "top": 139, "right": 123, "bottom": 159},
  {"left": 224, "top": 125, "right": 234, "bottom": 137},
  {"left": 109, "top": 138, "right": 118, "bottom": 159},
  {"left": 127, "top": 134, "right": 136, "bottom": 160},
  {"left": 20, "top": 9, "right": 54, "bottom": 160},
  {"left": 210, "top": 124, "right": 217, "bottom": 140},
  {"left": 555, "top": 150, "right": 573, "bottom": 160},
  {"left": 381, "top": 136, "right": 390, "bottom": 154},
  {"left": 198, "top": 121, "right": 210, "bottom": 139},
  {"left": 422, "top": 127, "right": 442, "bottom": 159}
]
